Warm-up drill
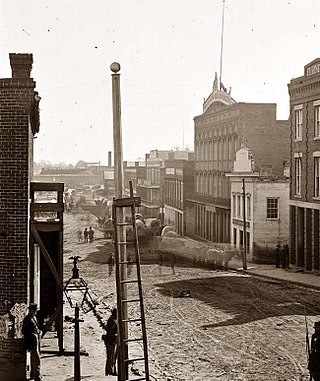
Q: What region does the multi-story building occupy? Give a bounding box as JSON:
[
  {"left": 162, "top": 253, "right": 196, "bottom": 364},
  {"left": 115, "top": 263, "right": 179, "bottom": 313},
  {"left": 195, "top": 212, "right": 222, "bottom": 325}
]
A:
[
  {"left": 227, "top": 147, "right": 289, "bottom": 263},
  {"left": 288, "top": 58, "right": 320, "bottom": 271},
  {"left": 163, "top": 154, "right": 194, "bottom": 235},
  {"left": 123, "top": 160, "right": 146, "bottom": 197},
  {"left": 186, "top": 74, "right": 289, "bottom": 243},
  {"left": 136, "top": 149, "right": 194, "bottom": 221},
  {"left": 136, "top": 150, "right": 168, "bottom": 219}
]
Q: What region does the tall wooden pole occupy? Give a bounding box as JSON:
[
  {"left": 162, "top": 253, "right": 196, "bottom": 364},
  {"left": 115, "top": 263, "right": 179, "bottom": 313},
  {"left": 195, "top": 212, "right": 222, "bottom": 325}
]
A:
[
  {"left": 74, "top": 304, "right": 80, "bottom": 381},
  {"left": 111, "top": 62, "right": 123, "bottom": 198},
  {"left": 110, "top": 62, "right": 128, "bottom": 380},
  {"left": 242, "top": 178, "right": 247, "bottom": 270}
]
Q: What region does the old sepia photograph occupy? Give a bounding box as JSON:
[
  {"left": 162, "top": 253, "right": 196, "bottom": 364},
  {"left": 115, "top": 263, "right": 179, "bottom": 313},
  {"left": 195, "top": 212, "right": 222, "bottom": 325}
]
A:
[{"left": 0, "top": 0, "right": 320, "bottom": 380}]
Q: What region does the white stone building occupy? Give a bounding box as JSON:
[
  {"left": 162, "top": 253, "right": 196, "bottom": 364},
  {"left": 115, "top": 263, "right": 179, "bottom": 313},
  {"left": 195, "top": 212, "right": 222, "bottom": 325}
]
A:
[{"left": 227, "top": 147, "right": 290, "bottom": 263}]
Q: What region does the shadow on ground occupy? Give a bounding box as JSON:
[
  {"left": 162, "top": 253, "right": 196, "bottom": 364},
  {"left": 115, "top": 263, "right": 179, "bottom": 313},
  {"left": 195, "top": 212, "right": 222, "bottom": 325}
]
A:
[{"left": 155, "top": 274, "right": 320, "bottom": 328}]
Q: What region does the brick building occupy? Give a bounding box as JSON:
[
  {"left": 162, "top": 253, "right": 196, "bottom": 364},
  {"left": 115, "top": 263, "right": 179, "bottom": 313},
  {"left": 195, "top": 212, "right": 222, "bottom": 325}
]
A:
[
  {"left": 163, "top": 154, "right": 194, "bottom": 235},
  {"left": 123, "top": 160, "right": 146, "bottom": 197},
  {"left": 186, "top": 74, "right": 289, "bottom": 243},
  {"left": 227, "top": 147, "right": 289, "bottom": 264},
  {"left": 136, "top": 150, "right": 194, "bottom": 222},
  {"left": 0, "top": 54, "right": 40, "bottom": 380},
  {"left": 288, "top": 58, "right": 320, "bottom": 271}
]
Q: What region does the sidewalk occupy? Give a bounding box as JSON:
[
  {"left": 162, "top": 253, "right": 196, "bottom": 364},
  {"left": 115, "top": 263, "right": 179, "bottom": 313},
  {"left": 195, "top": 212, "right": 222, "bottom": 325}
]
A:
[
  {"left": 40, "top": 305, "right": 158, "bottom": 381},
  {"left": 228, "top": 256, "right": 320, "bottom": 291}
]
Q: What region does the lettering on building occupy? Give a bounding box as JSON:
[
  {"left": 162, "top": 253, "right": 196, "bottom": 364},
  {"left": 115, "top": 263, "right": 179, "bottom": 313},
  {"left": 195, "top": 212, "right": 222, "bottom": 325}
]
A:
[{"left": 306, "top": 63, "right": 320, "bottom": 77}]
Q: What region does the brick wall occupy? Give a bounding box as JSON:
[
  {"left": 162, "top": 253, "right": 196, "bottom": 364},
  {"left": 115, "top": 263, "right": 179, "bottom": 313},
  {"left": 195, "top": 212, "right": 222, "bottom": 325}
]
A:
[
  {"left": 0, "top": 54, "right": 39, "bottom": 380},
  {"left": 240, "top": 103, "right": 290, "bottom": 176}
]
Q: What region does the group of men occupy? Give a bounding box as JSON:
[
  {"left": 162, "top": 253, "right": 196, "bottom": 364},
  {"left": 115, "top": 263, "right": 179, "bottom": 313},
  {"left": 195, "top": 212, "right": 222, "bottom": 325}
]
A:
[
  {"left": 22, "top": 303, "right": 118, "bottom": 380},
  {"left": 76, "top": 226, "right": 95, "bottom": 243},
  {"left": 83, "top": 226, "right": 94, "bottom": 243}
]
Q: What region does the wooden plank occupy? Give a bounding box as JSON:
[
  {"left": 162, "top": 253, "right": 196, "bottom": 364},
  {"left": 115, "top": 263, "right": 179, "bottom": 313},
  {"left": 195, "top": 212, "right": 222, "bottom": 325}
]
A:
[
  {"left": 31, "top": 226, "right": 63, "bottom": 290},
  {"left": 31, "top": 222, "right": 63, "bottom": 232},
  {"left": 31, "top": 182, "right": 64, "bottom": 192},
  {"left": 113, "top": 196, "right": 141, "bottom": 207},
  {"left": 31, "top": 203, "right": 64, "bottom": 212}
]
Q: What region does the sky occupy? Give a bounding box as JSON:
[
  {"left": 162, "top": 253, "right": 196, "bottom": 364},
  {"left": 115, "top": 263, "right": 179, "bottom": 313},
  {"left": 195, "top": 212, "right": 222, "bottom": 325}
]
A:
[{"left": 0, "top": 0, "right": 319, "bottom": 165}]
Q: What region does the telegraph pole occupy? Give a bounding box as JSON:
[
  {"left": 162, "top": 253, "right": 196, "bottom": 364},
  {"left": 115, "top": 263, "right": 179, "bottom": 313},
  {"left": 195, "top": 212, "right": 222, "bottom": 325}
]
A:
[
  {"left": 110, "top": 62, "right": 128, "bottom": 380},
  {"left": 242, "top": 178, "right": 247, "bottom": 270}
]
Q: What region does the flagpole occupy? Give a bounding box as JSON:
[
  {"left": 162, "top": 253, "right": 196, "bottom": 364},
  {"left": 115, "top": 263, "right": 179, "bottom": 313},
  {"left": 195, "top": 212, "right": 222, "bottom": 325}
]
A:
[{"left": 219, "top": 0, "right": 226, "bottom": 89}]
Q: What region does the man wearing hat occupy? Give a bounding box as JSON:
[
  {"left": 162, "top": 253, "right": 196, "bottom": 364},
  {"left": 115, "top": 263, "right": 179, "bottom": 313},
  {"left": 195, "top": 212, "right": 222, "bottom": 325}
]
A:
[
  {"left": 308, "top": 321, "right": 320, "bottom": 381},
  {"left": 22, "top": 303, "right": 42, "bottom": 381}
]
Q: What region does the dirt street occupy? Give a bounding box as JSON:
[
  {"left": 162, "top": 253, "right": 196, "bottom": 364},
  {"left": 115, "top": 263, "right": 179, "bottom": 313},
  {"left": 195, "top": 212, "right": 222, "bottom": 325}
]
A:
[{"left": 57, "top": 210, "right": 320, "bottom": 381}]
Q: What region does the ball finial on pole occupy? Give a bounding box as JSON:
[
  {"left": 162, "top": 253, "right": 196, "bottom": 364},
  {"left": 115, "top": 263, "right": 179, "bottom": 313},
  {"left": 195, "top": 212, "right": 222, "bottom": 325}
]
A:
[{"left": 110, "top": 62, "right": 121, "bottom": 73}]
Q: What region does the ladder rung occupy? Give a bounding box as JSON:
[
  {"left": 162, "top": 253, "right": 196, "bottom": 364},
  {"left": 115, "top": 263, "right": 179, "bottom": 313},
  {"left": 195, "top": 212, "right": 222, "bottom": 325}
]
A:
[
  {"left": 125, "top": 357, "right": 145, "bottom": 363},
  {"left": 116, "top": 222, "right": 133, "bottom": 226},
  {"left": 123, "top": 318, "right": 142, "bottom": 323},
  {"left": 121, "top": 298, "right": 141, "bottom": 303},
  {"left": 129, "top": 378, "right": 146, "bottom": 381},
  {"left": 117, "top": 241, "right": 135, "bottom": 245},
  {"left": 119, "top": 260, "right": 137, "bottom": 265},
  {"left": 124, "top": 337, "right": 143, "bottom": 343},
  {"left": 121, "top": 279, "right": 139, "bottom": 284}
]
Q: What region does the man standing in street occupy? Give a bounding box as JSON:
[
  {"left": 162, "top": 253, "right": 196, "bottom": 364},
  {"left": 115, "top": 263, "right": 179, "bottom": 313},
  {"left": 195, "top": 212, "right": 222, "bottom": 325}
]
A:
[
  {"left": 102, "top": 308, "right": 118, "bottom": 376},
  {"left": 22, "top": 303, "right": 42, "bottom": 381},
  {"left": 88, "top": 226, "right": 94, "bottom": 243},
  {"left": 281, "top": 244, "right": 290, "bottom": 269},
  {"left": 308, "top": 321, "right": 320, "bottom": 380},
  {"left": 83, "top": 227, "right": 88, "bottom": 243},
  {"left": 275, "top": 244, "right": 281, "bottom": 268}
]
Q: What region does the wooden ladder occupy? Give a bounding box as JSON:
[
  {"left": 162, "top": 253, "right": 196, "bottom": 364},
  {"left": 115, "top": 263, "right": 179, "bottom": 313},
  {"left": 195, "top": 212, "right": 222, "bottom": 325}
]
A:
[{"left": 112, "top": 193, "right": 150, "bottom": 381}]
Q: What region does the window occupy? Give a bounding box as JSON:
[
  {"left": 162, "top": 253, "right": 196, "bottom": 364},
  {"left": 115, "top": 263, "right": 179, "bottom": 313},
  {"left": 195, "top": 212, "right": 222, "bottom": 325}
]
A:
[
  {"left": 267, "top": 198, "right": 279, "bottom": 219},
  {"left": 246, "top": 195, "right": 251, "bottom": 220},
  {"left": 315, "top": 156, "right": 320, "bottom": 198},
  {"left": 295, "top": 157, "right": 302, "bottom": 196},
  {"left": 294, "top": 109, "right": 303, "bottom": 140},
  {"left": 237, "top": 194, "right": 241, "bottom": 217},
  {"left": 232, "top": 194, "right": 236, "bottom": 216},
  {"left": 315, "top": 105, "right": 320, "bottom": 138}
]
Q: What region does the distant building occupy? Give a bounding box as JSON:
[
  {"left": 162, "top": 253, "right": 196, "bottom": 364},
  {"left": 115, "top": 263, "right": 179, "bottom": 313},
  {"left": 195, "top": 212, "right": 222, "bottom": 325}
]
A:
[
  {"left": 136, "top": 149, "right": 193, "bottom": 220},
  {"left": 186, "top": 73, "right": 290, "bottom": 244},
  {"left": 123, "top": 160, "right": 146, "bottom": 197},
  {"left": 35, "top": 166, "right": 104, "bottom": 190},
  {"left": 288, "top": 58, "right": 320, "bottom": 271},
  {"left": 34, "top": 159, "right": 109, "bottom": 192},
  {"left": 227, "top": 147, "right": 289, "bottom": 263},
  {"left": 163, "top": 155, "right": 194, "bottom": 235}
]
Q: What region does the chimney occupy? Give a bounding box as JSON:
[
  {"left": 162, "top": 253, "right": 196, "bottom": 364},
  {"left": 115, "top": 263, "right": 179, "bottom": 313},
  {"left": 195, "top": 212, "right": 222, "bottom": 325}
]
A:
[
  {"left": 9, "top": 53, "right": 33, "bottom": 79},
  {"left": 108, "top": 151, "right": 112, "bottom": 167}
]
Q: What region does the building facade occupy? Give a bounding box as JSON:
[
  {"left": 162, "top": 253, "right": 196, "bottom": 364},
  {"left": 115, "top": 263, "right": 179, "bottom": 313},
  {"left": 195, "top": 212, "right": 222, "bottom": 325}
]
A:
[
  {"left": 186, "top": 74, "right": 289, "bottom": 244},
  {"left": 0, "top": 54, "right": 40, "bottom": 380},
  {"left": 123, "top": 160, "right": 146, "bottom": 197},
  {"left": 288, "top": 58, "right": 320, "bottom": 271},
  {"left": 163, "top": 156, "right": 194, "bottom": 235},
  {"left": 227, "top": 147, "right": 289, "bottom": 263},
  {"left": 136, "top": 150, "right": 193, "bottom": 220}
]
